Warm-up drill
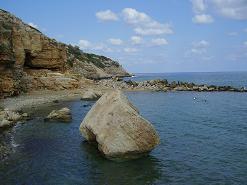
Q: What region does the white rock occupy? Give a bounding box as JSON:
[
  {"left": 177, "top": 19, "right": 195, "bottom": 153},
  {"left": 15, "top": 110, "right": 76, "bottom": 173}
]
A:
[{"left": 45, "top": 107, "right": 72, "bottom": 122}]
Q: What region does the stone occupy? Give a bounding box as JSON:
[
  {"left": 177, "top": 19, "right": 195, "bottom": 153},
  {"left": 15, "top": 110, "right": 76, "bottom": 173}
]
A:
[
  {"left": 0, "top": 119, "right": 12, "bottom": 128},
  {"left": 53, "top": 100, "right": 59, "bottom": 103},
  {"left": 80, "top": 89, "right": 103, "bottom": 101},
  {"left": 0, "top": 109, "right": 27, "bottom": 128},
  {"left": 80, "top": 90, "right": 160, "bottom": 161},
  {"left": 45, "top": 107, "right": 72, "bottom": 122}
]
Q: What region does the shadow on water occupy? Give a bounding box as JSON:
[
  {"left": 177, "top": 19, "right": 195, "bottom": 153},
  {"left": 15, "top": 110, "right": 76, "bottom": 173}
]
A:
[{"left": 80, "top": 141, "right": 166, "bottom": 185}]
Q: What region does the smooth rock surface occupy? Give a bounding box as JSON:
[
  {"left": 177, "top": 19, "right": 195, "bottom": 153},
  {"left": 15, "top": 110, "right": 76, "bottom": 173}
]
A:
[
  {"left": 80, "top": 90, "right": 160, "bottom": 161},
  {"left": 45, "top": 107, "right": 72, "bottom": 122}
]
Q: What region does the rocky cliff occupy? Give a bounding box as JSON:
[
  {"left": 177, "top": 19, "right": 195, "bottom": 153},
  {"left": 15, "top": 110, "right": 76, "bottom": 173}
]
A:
[{"left": 0, "top": 9, "right": 129, "bottom": 98}]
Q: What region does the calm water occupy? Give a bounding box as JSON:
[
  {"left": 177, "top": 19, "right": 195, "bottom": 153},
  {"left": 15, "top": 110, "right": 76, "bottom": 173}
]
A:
[
  {"left": 1, "top": 72, "right": 247, "bottom": 185},
  {"left": 126, "top": 72, "right": 247, "bottom": 88}
]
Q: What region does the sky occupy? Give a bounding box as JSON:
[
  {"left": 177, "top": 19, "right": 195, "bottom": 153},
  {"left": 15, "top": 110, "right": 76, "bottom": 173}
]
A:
[{"left": 1, "top": 0, "right": 247, "bottom": 73}]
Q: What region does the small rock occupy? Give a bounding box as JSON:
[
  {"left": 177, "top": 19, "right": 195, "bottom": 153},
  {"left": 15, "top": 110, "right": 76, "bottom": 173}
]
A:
[
  {"left": 6, "top": 111, "right": 22, "bottom": 122},
  {"left": 0, "top": 109, "right": 29, "bottom": 128},
  {"left": 22, "top": 113, "right": 28, "bottom": 117},
  {"left": 53, "top": 100, "right": 59, "bottom": 103},
  {"left": 81, "top": 90, "right": 103, "bottom": 101},
  {"left": 45, "top": 107, "right": 72, "bottom": 122},
  {"left": 0, "top": 119, "right": 12, "bottom": 128}
]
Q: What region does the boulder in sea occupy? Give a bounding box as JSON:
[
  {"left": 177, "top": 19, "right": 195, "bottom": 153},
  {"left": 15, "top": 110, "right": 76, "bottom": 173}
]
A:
[
  {"left": 0, "top": 109, "right": 28, "bottom": 128},
  {"left": 45, "top": 107, "right": 72, "bottom": 122},
  {"left": 80, "top": 89, "right": 103, "bottom": 101},
  {"left": 79, "top": 90, "right": 160, "bottom": 161}
]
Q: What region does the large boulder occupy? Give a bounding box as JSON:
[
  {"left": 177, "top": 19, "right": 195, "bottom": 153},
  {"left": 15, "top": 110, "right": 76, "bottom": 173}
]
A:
[
  {"left": 45, "top": 107, "right": 72, "bottom": 122},
  {"left": 80, "top": 90, "right": 159, "bottom": 161}
]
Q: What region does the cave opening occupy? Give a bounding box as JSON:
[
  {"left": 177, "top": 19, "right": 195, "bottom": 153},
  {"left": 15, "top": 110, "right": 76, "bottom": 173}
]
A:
[{"left": 24, "top": 49, "right": 32, "bottom": 68}]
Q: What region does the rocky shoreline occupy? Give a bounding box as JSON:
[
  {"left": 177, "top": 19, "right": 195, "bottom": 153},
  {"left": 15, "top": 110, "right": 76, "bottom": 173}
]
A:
[
  {"left": 1, "top": 77, "right": 246, "bottom": 128},
  {"left": 98, "top": 78, "right": 247, "bottom": 92}
]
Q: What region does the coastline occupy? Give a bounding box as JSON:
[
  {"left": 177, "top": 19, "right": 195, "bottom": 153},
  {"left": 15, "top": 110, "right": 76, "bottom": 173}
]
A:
[{"left": 1, "top": 77, "right": 247, "bottom": 113}]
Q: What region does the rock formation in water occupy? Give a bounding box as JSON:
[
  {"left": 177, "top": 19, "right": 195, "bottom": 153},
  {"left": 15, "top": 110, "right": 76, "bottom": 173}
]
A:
[
  {"left": 0, "top": 109, "right": 29, "bottom": 128},
  {"left": 80, "top": 90, "right": 160, "bottom": 161},
  {"left": 0, "top": 9, "right": 129, "bottom": 98},
  {"left": 80, "top": 89, "right": 103, "bottom": 101},
  {"left": 98, "top": 78, "right": 247, "bottom": 92},
  {"left": 45, "top": 107, "right": 72, "bottom": 122}
]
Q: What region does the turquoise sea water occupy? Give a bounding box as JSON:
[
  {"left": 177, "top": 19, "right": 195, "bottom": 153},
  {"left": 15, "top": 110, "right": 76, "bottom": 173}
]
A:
[{"left": 0, "top": 72, "right": 247, "bottom": 185}]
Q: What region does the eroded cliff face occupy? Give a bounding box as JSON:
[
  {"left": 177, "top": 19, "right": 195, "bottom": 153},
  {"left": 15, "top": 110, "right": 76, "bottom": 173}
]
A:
[{"left": 0, "top": 9, "right": 129, "bottom": 98}]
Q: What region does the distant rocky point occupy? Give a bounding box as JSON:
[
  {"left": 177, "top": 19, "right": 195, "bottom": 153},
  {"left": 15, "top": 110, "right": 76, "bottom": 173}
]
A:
[
  {"left": 0, "top": 9, "right": 130, "bottom": 98},
  {"left": 98, "top": 79, "right": 247, "bottom": 92}
]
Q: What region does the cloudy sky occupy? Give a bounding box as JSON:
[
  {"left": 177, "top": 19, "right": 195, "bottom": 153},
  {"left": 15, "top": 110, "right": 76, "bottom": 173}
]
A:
[{"left": 1, "top": 0, "right": 247, "bottom": 73}]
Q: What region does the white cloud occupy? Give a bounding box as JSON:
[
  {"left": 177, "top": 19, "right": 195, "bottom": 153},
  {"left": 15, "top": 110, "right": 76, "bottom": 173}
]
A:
[
  {"left": 124, "top": 47, "right": 138, "bottom": 53},
  {"left": 131, "top": 36, "right": 142, "bottom": 45},
  {"left": 191, "top": 0, "right": 247, "bottom": 21},
  {"left": 28, "top": 22, "right": 38, "bottom": 29},
  {"left": 78, "top": 40, "right": 91, "bottom": 49},
  {"left": 190, "top": 0, "right": 214, "bottom": 24},
  {"left": 227, "top": 32, "right": 238, "bottom": 36},
  {"left": 134, "top": 26, "right": 172, "bottom": 36},
  {"left": 192, "top": 14, "right": 214, "bottom": 24},
  {"left": 94, "top": 43, "right": 113, "bottom": 52},
  {"left": 122, "top": 8, "right": 173, "bottom": 36},
  {"left": 96, "top": 10, "right": 118, "bottom": 21},
  {"left": 187, "top": 40, "right": 210, "bottom": 55},
  {"left": 211, "top": 0, "right": 247, "bottom": 20},
  {"left": 122, "top": 8, "right": 150, "bottom": 24},
  {"left": 191, "top": 0, "right": 207, "bottom": 13},
  {"left": 108, "top": 38, "right": 123, "bottom": 45},
  {"left": 193, "top": 40, "right": 209, "bottom": 47},
  {"left": 78, "top": 40, "right": 114, "bottom": 52},
  {"left": 151, "top": 38, "right": 168, "bottom": 46}
]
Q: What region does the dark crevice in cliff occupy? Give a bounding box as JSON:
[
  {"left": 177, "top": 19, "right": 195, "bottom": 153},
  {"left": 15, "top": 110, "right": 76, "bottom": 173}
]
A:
[{"left": 24, "top": 49, "right": 32, "bottom": 68}]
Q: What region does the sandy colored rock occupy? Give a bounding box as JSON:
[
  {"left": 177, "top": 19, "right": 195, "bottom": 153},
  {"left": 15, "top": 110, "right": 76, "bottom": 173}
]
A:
[
  {"left": 45, "top": 107, "right": 72, "bottom": 122},
  {"left": 81, "top": 89, "right": 103, "bottom": 100},
  {"left": 80, "top": 90, "right": 160, "bottom": 161},
  {"left": 0, "top": 109, "right": 27, "bottom": 128}
]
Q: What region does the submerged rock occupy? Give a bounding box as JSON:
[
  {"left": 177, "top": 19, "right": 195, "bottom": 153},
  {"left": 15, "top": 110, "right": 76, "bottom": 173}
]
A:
[
  {"left": 45, "top": 107, "right": 72, "bottom": 122},
  {"left": 80, "top": 90, "right": 160, "bottom": 161}
]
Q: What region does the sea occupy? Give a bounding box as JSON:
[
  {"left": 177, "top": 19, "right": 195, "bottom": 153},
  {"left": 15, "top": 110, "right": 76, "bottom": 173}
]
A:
[{"left": 0, "top": 72, "right": 247, "bottom": 185}]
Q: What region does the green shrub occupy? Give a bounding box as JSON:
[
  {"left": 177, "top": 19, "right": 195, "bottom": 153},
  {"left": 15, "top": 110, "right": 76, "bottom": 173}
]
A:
[
  {"left": 0, "top": 42, "right": 10, "bottom": 53},
  {"left": 67, "top": 44, "right": 120, "bottom": 69}
]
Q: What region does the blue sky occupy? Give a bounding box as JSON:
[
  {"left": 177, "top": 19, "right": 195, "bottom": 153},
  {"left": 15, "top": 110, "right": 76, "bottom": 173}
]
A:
[{"left": 1, "top": 0, "right": 247, "bottom": 73}]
